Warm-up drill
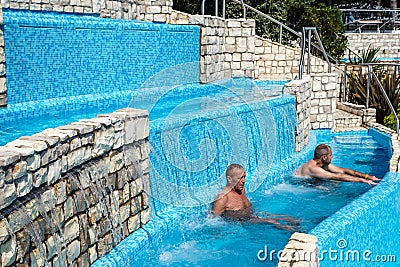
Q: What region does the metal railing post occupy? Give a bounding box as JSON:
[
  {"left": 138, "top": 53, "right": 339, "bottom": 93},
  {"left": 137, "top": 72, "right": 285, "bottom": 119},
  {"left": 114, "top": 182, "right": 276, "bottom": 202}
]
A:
[
  {"left": 307, "top": 29, "right": 311, "bottom": 74},
  {"left": 215, "top": 0, "right": 218, "bottom": 16},
  {"left": 279, "top": 24, "right": 283, "bottom": 44},
  {"left": 201, "top": 0, "right": 205, "bottom": 15},
  {"left": 344, "top": 64, "right": 348, "bottom": 102},
  {"left": 223, "top": 0, "right": 226, "bottom": 19},
  {"left": 366, "top": 65, "right": 371, "bottom": 108},
  {"left": 312, "top": 28, "right": 332, "bottom": 72},
  {"left": 299, "top": 27, "right": 306, "bottom": 80},
  {"left": 239, "top": 0, "right": 246, "bottom": 19},
  {"left": 371, "top": 71, "right": 400, "bottom": 134}
]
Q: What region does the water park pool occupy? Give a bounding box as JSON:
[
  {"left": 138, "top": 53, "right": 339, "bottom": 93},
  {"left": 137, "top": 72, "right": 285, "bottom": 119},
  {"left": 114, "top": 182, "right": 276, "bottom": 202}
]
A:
[
  {"left": 0, "top": 79, "right": 285, "bottom": 146},
  {"left": 1, "top": 9, "right": 398, "bottom": 267},
  {"left": 94, "top": 129, "right": 393, "bottom": 266}
]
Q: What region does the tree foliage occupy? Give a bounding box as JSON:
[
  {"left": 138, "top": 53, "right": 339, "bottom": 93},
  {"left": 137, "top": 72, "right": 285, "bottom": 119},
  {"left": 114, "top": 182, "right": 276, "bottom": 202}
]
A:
[{"left": 173, "top": 0, "right": 348, "bottom": 59}]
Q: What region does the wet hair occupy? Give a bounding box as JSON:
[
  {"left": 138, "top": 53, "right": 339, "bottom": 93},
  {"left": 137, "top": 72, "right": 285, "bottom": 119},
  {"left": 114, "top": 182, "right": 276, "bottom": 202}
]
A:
[
  {"left": 226, "top": 163, "right": 244, "bottom": 179},
  {"left": 313, "top": 144, "right": 331, "bottom": 160}
]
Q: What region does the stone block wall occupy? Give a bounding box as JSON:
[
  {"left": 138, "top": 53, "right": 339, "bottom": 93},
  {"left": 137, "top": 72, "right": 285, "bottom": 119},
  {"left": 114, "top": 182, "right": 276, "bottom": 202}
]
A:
[
  {"left": 284, "top": 76, "right": 312, "bottom": 152},
  {"left": 137, "top": 0, "right": 173, "bottom": 23},
  {"left": 255, "top": 37, "right": 330, "bottom": 81},
  {"left": 346, "top": 33, "right": 400, "bottom": 59},
  {"left": 310, "top": 73, "right": 338, "bottom": 129},
  {"left": 1, "top": 0, "right": 172, "bottom": 20},
  {"left": 223, "top": 19, "right": 255, "bottom": 78},
  {"left": 337, "top": 102, "right": 376, "bottom": 125},
  {"left": 191, "top": 15, "right": 226, "bottom": 83},
  {"left": 0, "top": 108, "right": 151, "bottom": 266},
  {"left": 171, "top": 14, "right": 257, "bottom": 83},
  {"left": 278, "top": 233, "right": 319, "bottom": 267}
]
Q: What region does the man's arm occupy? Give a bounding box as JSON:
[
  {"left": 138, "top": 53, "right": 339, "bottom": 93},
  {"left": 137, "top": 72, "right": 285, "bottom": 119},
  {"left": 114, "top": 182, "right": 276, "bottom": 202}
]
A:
[
  {"left": 309, "top": 165, "right": 377, "bottom": 185},
  {"left": 328, "top": 164, "right": 380, "bottom": 181},
  {"left": 211, "top": 194, "right": 228, "bottom": 216}
]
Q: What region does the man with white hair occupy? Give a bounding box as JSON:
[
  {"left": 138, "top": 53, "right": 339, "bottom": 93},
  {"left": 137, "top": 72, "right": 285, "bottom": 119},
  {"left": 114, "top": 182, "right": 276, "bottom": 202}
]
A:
[{"left": 212, "top": 164, "right": 299, "bottom": 230}]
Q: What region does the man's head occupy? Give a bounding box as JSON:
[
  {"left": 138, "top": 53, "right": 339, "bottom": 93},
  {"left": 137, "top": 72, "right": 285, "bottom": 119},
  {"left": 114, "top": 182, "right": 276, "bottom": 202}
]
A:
[
  {"left": 313, "top": 144, "right": 333, "bottom": 165},
  {"left": 226, "top": 164, "right": 246, "bottom": 194}
]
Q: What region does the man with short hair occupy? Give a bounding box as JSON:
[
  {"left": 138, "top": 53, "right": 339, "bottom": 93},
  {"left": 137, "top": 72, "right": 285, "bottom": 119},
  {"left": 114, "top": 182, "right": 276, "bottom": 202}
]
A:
[
  {"left": 212, "top": 163, "right": 252, "bottom": 219},
  {"left": 212, "top": 164, "right": 299, "bottom": 230},
  {"left": 296, "top": 144, "right": 381, "bottom": 185}
]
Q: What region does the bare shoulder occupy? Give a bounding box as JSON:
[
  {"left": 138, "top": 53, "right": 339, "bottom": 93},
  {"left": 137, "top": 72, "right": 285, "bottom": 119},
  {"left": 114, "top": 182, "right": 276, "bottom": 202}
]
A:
[
  {"left": 297, "top": 160, "right": 315, "bottom": 177},
  {"left": 212, "top": 189, "right": 230, "bottom": 215}
]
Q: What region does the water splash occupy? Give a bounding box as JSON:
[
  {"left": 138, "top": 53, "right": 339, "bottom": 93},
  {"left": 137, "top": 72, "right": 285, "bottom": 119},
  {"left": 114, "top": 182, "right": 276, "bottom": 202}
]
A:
[{"left": 33, "top": 192, "right": 67, "bottom": 264}]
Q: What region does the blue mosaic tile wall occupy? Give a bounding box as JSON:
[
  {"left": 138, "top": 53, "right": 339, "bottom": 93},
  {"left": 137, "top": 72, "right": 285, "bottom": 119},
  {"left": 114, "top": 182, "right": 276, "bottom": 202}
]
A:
[
  {"left": 2, "top": 9, "right": 200, "bottom": 105},
  {"left": 310, "top": 171, "right": 400, "bottom": 266},
  {"left": 148, "top": 94, "right": 297, "bottom": 213}
]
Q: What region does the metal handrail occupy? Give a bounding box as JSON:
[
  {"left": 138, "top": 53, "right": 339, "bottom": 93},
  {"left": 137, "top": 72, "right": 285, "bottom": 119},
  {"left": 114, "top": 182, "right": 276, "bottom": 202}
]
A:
[
  {"left": 230, "top": 0, "right": 299, "bottom": 37},
  {"left": 201, "top": 0, "right": 246, "bottom": 19},
  {"left": 342, "top": 63, "right": 400, "bottom": 134},
  {"left": 369, "top": 68, "right": 400, "bottom": 134},
  {"left": 346, "top": 47, "right": 364, "bottom": 63},
  {"left": 229, "top": 0, "right": 338, "bottom": 66},
  {"left": 299, "top": 27, "right": 332, "bottom": 79}
]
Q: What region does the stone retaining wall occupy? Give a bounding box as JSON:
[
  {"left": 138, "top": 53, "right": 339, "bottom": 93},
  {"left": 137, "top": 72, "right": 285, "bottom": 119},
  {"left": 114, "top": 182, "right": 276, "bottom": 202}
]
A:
[
  {"left": 281, "top": 73, "right": 338, "bottom": 151},
  {"left": 337, "top": 102, "right": 376, "bottom": 126},
  {"left": 310, "top": 73, "right": 338, "bottom": 129},
  {"left": 136, "top": 0, "right": 173, "bottom": 23},
  {"left": 254, "top": 37, "right": 330, "bottom": 81},
  {"left": 284, "top": 76, "right": 311, "bottom": 152},
  {"left": 172, "top": 14, "right": 257, "bottom": 83},
  {"left": 223, "top": 19, "right": 255, "bottom": 79},
  {"left": 0, "top": 108, "right": 150, "bottom": 266},
  {"left": 346, "top": 33, "right": 400, "bottom": 59},
  {"left": 192, "top": 15, "right": 227, "bottom": 83}
]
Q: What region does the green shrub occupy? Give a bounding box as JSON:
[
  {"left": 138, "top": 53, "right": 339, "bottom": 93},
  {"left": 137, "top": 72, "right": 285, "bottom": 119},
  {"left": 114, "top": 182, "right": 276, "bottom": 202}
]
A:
[{"left": 384, "top": 105, "right": 400, "bottom": 131}]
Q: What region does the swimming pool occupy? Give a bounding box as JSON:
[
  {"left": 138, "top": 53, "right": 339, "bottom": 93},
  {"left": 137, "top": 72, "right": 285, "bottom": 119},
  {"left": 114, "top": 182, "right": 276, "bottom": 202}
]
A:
[
  {"left": 93, "top": 128, "right": 392, "bottom": 266},
  {"left": 0, "top": 78, "right": 286, "bottom": 146}
]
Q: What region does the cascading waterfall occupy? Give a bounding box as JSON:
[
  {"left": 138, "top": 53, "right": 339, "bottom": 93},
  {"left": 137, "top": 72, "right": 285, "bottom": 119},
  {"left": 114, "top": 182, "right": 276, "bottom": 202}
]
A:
[
  {"left": 33, "top": 192, "right": 66, "bottom": 264},
  {"left": 135, "top": 80, "right": 297, "bottom": 214}
]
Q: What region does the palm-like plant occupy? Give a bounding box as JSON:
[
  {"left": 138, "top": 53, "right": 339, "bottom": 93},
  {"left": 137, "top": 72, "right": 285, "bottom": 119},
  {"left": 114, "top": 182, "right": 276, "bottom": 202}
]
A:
[
  {"left": 348, "top": 44, "right": 380, "bottom": 64},
  {"left": 347, "top": 68, "right": 400, "bottom": 123},
  {"left": 346, "top": 45, "right": 400, "bottom": 124}
]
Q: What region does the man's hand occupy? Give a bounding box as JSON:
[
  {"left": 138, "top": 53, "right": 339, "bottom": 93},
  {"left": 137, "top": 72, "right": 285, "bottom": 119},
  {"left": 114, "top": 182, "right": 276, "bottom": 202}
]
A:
[
  {"left": 363, "top": 179, "right": 377, "bottom": 185},
  {"left": 368, "top": 175, "right": 381, "bottom": 181}
]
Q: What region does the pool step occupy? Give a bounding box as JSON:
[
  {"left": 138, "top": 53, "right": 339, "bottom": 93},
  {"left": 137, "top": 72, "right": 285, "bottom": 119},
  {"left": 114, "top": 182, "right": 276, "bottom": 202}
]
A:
[{"left": 334, "top": 109, "right": 365, "bottom": 132}]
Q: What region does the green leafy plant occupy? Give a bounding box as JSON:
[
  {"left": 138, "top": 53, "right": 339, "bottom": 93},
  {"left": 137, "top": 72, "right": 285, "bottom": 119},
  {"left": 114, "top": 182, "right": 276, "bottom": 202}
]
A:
[
  {"left": 384, "top": 104, "right": 400, "bottom": 131},
  {"left": 348, "top": 45, "right": 380, "bottom": 64},
  {"left": 174, "top": 0, "right": 349, "bottom": 59},
  {"left": 347, "top": 69, "right": 400, "bottom": 123},
  {"left": 299, "top": 4, "right": 348, "bottom": 59},
  {"left": 346, "top": 45, "right": 400, "bottom": 125}
]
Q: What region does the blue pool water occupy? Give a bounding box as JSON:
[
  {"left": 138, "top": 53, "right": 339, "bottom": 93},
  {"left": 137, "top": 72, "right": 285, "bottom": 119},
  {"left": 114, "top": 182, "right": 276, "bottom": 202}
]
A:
[
  {"left": 0, "top": 79, "right": 286, "bottom": 146},
  {"left": 96, "top": 129, "right": 392, "bottom": 266}
]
